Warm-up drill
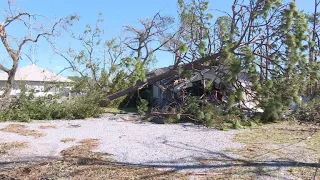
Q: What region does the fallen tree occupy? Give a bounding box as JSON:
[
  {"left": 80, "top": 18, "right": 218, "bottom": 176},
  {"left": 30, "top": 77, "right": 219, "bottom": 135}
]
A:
[
  {"left": 104, "top": 53, "right": 221, "bottom": 101},
  {"left": 103, "top": 0, "right": 320, "bottom": 123}
]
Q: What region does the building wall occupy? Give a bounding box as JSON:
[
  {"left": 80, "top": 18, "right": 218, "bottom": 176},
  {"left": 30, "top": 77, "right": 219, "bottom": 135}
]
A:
[
  {"left": 0, "top": 81, "right": 64, "bottom": 96},
  {"left": 152, "top": 85, "right": 160, "bottom": 99}
]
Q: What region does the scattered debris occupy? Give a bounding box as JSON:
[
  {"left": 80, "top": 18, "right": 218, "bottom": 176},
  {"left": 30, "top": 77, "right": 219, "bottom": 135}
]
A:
[
  {"left": 38, "top": 125, "right": 57, "bottom": 129},
  {"left": 60, "top": 138, "right": 76, "bottom": 143},
  {"left": 67, "top": 124, "right": 81, "bottom": 128}
]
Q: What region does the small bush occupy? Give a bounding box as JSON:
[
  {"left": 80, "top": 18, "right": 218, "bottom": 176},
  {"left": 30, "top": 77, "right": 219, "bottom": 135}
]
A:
[{"left": 0, "top": 91, "right": 102, "bottom": 122}]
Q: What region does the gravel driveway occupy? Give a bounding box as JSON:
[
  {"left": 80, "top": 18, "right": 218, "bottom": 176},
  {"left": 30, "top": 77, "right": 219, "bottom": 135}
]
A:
[{"left": 0, "top": 114, "right": 243, "bottom": 172}]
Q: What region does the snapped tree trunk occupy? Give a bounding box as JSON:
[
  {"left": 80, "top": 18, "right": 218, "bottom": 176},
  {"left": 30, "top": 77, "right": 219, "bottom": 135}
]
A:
[{"left": 104, "top": 52, "right": 221, "bottom": 101}]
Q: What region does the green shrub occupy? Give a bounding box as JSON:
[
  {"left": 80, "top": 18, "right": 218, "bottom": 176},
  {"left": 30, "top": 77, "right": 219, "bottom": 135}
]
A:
[{"left": 0, "top": 91, "right": 102, "bottom": 122}]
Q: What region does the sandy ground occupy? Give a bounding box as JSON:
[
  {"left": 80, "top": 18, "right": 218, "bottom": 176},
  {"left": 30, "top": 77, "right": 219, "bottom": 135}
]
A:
[{"left": 0, "top": 114, "right": 243, "bottom": 172}]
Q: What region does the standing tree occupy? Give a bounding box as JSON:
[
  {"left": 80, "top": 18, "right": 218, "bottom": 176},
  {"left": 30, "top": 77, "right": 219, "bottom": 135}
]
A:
[
  {"left": 0, "top": 0, "right": 76, "bottom": 98},
  {"left": 306, "top": 0, "right": 320, "bottom": 96}
]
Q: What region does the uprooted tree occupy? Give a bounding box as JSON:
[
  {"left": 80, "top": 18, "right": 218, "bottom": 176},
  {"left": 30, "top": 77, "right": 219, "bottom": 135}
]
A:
[
  {"left": 0, "top": 0, "right": 76, "bottom": 98},
  {"left": 104, "top": 0, "right": 320, "bottom": 122}
]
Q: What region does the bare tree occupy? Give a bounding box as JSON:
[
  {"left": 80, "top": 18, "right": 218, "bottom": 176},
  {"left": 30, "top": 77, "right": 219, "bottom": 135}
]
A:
[
  {"left": 0, "top": 0, "right": 76, "bottom": 98},
  {"left": 122, "top": 13, "right": 175, "bottom": 83}
]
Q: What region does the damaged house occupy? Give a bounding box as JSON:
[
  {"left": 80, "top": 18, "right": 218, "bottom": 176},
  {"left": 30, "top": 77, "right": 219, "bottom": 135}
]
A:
[{"left": 143, "top": 65, "right": 260, "bottom": 111}]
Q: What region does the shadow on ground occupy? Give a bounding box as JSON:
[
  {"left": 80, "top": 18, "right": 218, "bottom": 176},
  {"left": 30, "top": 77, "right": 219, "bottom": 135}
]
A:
[{"left": 1, "top": 123, "right": 319, "bottom": 179}]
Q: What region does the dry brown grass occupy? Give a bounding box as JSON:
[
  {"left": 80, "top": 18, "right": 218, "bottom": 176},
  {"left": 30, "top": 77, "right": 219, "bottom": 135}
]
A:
[
  {"left": 60, "top": 138, "right": 107, "bottom": 163},
  {"left": 0, "top": 138, "right": 187, "bottom": 179},
  {"left": 38, "top": 125, "right": 57, "bottom": 129},
  {"left": 0, "top": 160, "right": 187, "bottom": 180},
  {"left": 60, "top": 138, "right": 76, "bottom": 143},
  {"left": 0, "top": 141, "right": 28, "bottom": 154},
  {"left": 1, "top": 124, "right": 45, "bottom": 138},
  {"left": 225, "top": 121, "right": 320, "bottom": 179},
  {"left": 233, "top": 121, "right": 320, "bottom": 158}
]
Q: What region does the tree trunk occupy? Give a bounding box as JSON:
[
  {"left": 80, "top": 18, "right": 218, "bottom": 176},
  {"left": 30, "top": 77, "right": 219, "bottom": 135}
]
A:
[
  {"left": 1, "top": 63, "right": 18, "bottom": 98},
  {"left": 104, "top": 52, "right": 221, "bottom": 101}
]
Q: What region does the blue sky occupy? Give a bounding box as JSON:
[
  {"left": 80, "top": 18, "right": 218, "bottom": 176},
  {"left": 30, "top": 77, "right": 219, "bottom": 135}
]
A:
[{"left": 0, "top": 0, "right": 314, "bottom": 76}]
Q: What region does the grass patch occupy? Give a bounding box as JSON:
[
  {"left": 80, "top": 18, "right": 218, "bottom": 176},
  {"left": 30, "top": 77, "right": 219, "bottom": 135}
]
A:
[
  {"left": 60, "top": 138, "right": 76, "bottom": 143},
  {"left": 1, "top": 124, "right": 45, "bottom": 138},
  {"left": 0, "top": 141, "right": 28, "bottom": 154}
]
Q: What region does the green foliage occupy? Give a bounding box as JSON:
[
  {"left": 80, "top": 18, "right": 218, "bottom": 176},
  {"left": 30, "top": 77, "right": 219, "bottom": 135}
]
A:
[
  {"left": 235, "top": 89, "right": 243, "bottom": 102},
  {"left": 205, "top": 80, "right": 213, "bottom": 90},
  {"left": 186, "top": 96, "right": 200, "bottom": 114},
  {"left": 184, "top": 70, "right": 194, "bottom": 79},
  {"left": 203, "top": 104, "right": 214, "bottom": 127},
  {"left": 178, "top": 43, "right": 188, "bottom": 53},
  {"left": 0, "top": 91, "right": 102, "bottom": 122},
  {"left": 260, "top": 98, "right": 284, "bottom": 122},
  {"left": 214, "top": 16, "right": 232, "bottom": 45},
  {"left": 166, "top": 115, "right": 181, "bottom": 124},
  {"left": 137, "top": 98, "right": 148, "bottom": 116},
  {"left": 295, "top": 95, "right": 320, "bottom": 123},
  {"left": 196, "top": 111, "right": 205, "bottom": 120},
  {"left": 231, "top": 119, "right": 244, "bottom": 130},
  {"left": 132, "top": 61, "right": 147, "bottom": 84},
  {"left": 226, "top": 93, "right": 235, "bottom": 109}
]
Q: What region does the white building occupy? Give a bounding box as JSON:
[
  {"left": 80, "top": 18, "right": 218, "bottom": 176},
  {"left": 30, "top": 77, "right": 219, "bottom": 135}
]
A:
[{"left": 0, "top": 64, "right": 72, "bottom": 96}]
